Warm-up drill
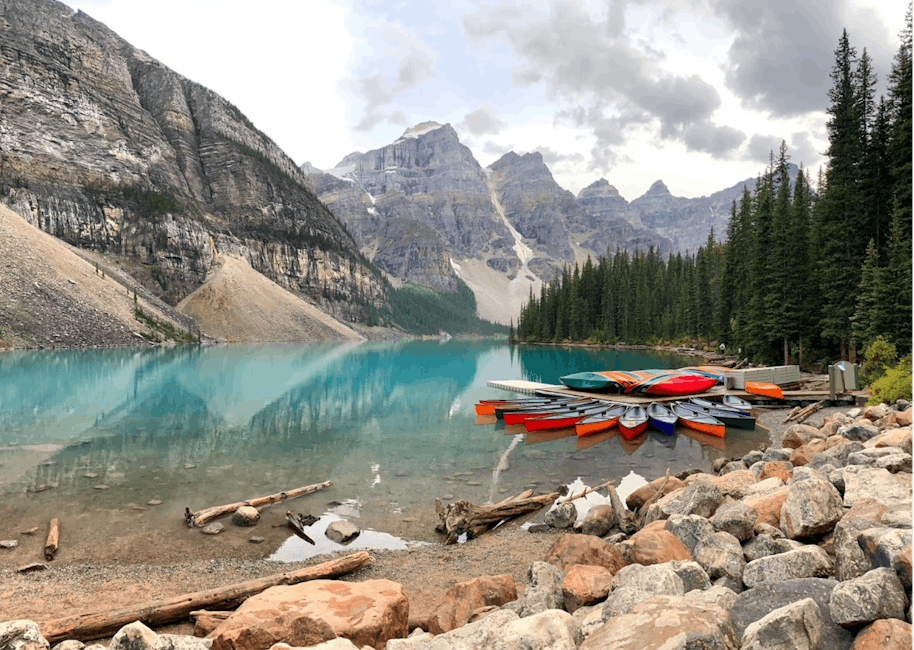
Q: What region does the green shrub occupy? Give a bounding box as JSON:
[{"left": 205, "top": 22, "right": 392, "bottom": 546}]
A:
[
  {"left": 867, "top": 355, "right": 913, "bottom": 405},
  {"left": 862, "top": 335, "right": 898, "bottom": 384}
]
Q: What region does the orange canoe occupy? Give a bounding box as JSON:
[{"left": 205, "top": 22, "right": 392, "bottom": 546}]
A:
[{"left": 745, "top": 381, "right": 784, "bottom": 399}]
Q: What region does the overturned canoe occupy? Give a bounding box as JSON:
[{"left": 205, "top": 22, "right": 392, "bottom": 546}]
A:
[
  {"left": 628, "top": 372, "right": 719, "bottom": 397},
  {"left": 745, "top": 381, "right": 784, "bottom": 399}
]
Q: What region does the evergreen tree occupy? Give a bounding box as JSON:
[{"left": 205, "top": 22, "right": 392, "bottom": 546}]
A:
[{"left": 816, "top": 30, "right": 866, "bottom": 356}]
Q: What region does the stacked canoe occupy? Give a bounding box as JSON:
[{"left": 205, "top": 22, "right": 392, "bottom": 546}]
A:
[
  {"left": 559, "top": 366, "right": 728, "bottom": 396},
  {"left": 474, "top": 393, "right": 756, "bottom": 442}
]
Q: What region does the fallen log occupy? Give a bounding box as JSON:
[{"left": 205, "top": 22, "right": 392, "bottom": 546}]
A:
[
  {"left": 465, "top": 489, "right": 535, "bottom": 539},
  {"left": 184, "top": 480, "right": 331, "bottom": 527},
  {"left": 556, "top": 479, "right": 615, "bottom": 504},
  {"left": 39, "top": 551, "right": 373, "bottom": 644},
  {"left": 782, "top": 406, "right": 801, "bottom": 424},
  {"left": 285, "top": 511, "right": 317, "bottom": 545},
  {"left": 790, "top": 399, "right": 827, "bottom": 425},
  {"left": 44, "top": 518, "right": 59, "bottom": 561},
  {"left": 435, "top": 492, "right": 558, "bottom": 544}
]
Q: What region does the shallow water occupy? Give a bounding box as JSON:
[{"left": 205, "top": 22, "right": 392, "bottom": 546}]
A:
[{"left": 0, "top": 341, "right": 763, "bottom": 560}]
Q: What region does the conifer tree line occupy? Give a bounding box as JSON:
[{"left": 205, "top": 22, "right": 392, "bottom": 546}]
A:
[{"left": 514, "top": 10, "right": 912, "bottom": 367}]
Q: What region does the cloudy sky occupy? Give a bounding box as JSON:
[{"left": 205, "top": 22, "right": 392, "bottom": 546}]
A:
[{"left": 64, "top": 0, "right": 907, "bottom": 200}]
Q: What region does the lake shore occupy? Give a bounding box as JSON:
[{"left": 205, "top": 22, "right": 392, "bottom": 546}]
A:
[{"left": 0, "top": 405, "right": 851, "bottom": 637}]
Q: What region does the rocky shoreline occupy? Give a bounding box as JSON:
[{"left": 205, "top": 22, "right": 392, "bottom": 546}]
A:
[{"left": 3, "top": 401, "right": 911, "bottom": 649}]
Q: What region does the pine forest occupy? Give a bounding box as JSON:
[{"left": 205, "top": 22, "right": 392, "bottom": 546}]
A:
[{"left": 514, "top": 12, "right": 913, "bottom": 368}]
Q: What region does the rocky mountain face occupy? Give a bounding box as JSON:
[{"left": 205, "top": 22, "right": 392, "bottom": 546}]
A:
[
  {"left": 302, "top": 125, "right": 672, "bottom": 323},
  {"left": 631, "top": 164, "right": 801, "bottom": 254},
  {"left": 0, "top": 0, "right": 386, "bottom": 323}
]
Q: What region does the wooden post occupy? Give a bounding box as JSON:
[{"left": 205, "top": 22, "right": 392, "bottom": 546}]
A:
[
  {"left": 44, "top": 518, "right": 59, "bottom": 561},
  {"left": 39, "top": 551, "right": 373, "bottom": 644}
]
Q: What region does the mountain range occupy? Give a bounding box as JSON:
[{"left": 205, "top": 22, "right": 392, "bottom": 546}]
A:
[
  {"left": 0, "top": 0, "right": 797, "bottom": 338},
  {"left": 302, "top": 122, "right": 798, "bottom": 324}
]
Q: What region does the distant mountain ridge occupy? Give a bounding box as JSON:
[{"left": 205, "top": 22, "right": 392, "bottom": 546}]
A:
[{"left": 302, "top": 122, "right": 786, "bottom": 324}]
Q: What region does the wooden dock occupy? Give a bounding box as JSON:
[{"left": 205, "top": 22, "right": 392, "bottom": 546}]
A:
[{"left": 485, "top": 380, "right": 864, "bottom": 407}]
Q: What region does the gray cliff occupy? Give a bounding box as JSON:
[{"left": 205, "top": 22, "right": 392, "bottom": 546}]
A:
[{"left": 0, "top": 0, "right": 386, "bottom": 320}]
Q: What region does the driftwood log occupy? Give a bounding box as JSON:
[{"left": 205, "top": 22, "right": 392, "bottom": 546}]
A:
[
  {"left": 44, "top": 518, "right": 59, "bottom": 561},
  {"left": 39, "top": 551, "right": 373, "bottom": 644},
  {"left": 184, "top": 480, "right": 331, "bottom": 527},
  {"left": 435, "top": 492, "right": 559, "bottom": 544},
  {"left": 784, "top": 399, "right": 827, "bottom": 425},
  {"left": 285, "top": 511, "right": 317, "bottom": 545}
]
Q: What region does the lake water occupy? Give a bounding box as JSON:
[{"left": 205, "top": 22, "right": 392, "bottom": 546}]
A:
[{"left": 0, "top": 341, "right": 765, "bottom": 562}]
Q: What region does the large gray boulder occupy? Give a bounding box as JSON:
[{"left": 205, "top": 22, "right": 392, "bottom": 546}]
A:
[
  {"left": 838, "top": 420, "right": 881, "bottom": 442},
  {"left": 807, "top": 441, "right": 865, "bottom": 470},
  {"left": 602, "top": 563, "right": 686, "bottom": 619},
  {"left": 109, "top": 622, "right": 160, "bottom": 650},
  {"left": 779, "top": 477, "right": 844, "bottom": 539},
  {"left": 0, "top": 620, "right": 49, "bottom": 650},
  {"left": 513, "top": 561, "right": 564, "bottom": 617},
  {"left": 545, "top": 502, "right": 577, "bottom": 529},
  {"left": 829, "top": 567, "right": 908, "bottom": 627},
  {"left": 583, "top": 596, "right": 738, "bottom": 650},
  {"left": 842, "top": 466, "right": 913, "bottom": 509},
  {"left": 742, "top": 546, "right": 833, "bottom": 589},
  {"left": 711, "top": 499, "right": 758, "bottom": 541},
  {"left": 491, "top": 610, "right": 581, "bottom": 650},
  {"left": 740, "top": 598, "right": 822, "bottom": 650},
  {"left": 694, "top": 531, "right": 746, "bottom": 588},
  {"left": 660, "top": 480, "right": 725, "bottom": 519},
  {"left": 742, "top": 533, "right": 804, "bottom": 563},
  {"left": 857, "top": 527, "right": 913, "bottom": 573},
  {"left": 669, "top": 560, "right": 712, "bottom": 592},
  {"left": 834, "top": 518, "right": 877, "bottom": 581},
  {"left": 664, "top": 514, "right": 716, "bottom": 556},
  {"left": 422, "top": 609, "right": 519, "bottom": 649},
  {"left": 684, "top": 585, "right": 738, "bottom": 610},
  {"left": 728, "top": 578, "right": 854, "bottom": 650}
]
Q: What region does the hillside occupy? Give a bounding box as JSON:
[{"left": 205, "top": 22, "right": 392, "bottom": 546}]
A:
[
  {"left": 0, "top": 205, "right": 196, "bottom": 348},
  {"left": 176, "top": 256, "right": 365, "bottom": 343},
  {"left": 0, "top": 0, "right": 387, "bottom": 325}
]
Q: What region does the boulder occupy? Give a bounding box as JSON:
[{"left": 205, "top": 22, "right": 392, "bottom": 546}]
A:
[
  {"left": 511, "top": 562, "right": 562, "bottom": 617},
  {"left": 710, "top": 470, "right": 758, "bottom": 500},
  {"left": 50, "top": 642, "right": 84, "bottom": 650},
  {"left": 881, "top": 504, "right": 913, "bottom": 529},
  {"left": 492, "top": 610, "right": 581, "bottom": 650},
  {"left": 849, "top": 618, "right": 912, "bottom": 650},
  {"left": 562, "top": 564, "right": 613, "bottom": 612},
  {"left": 628, "top": 529, "right": 692, "bottom": 565},
  {"left": 544, "top": 534, "right": 627, "bottom": 574},
  {"left": 325, "top": 520, "right": 360, "bottom": 544},
  {"left": 842, "top": 466, "right": 912, "bottom": 509},
  {"left": 857, "top": 527, "right": 913, "bottom": 574},
  {"left": 838, "top": 420, "right": 881, "bottom": 442},
  {"left": 744, "top": 487, "right": 790, "bottom": 528},
  {"left": 711, "top": 499, "right": 758, "bottom": 541},
  {"left": 761, "top": 448, "right": 793, "bottom": 463},
  {"left": 720, "top": 460, "right": 748, "bottom": 474},
  {"left": 834, "top": 518, "right": 877, "bottom": 581},
  {"left": 660, "top": 479, "right": 725, "bottom": 519},
  {"left": 545, "top": 502, "right": 577, "bottom": 529},
  {"left": 209, "top": 579, "right": 407, "bottom": 650},
  {"left": 740, "top": 598, "right": 822, "bottom": 650},
  {"left": 742, "top": 546, "right": 833, "bottom": 588},
  {"left": 201, "top": 522, "right": 224, "bottom": 535},
  {"left": 781, "top": 424, "right": 826, "bottom": 449},
  {"left": 895, "top": 544, "right": 912, "bottom": 590},
  {"left": 625, "top": 476, "right": 684, "bottom": 511},
  {"left": 863, "top": 428, "right": 912, "bottom": 450},
  {"left": 411, "top": 609, "right": 517, "bottom": 649},
  {"left": 728, "top": 578, "right": 854, "bottom": 650},
  {"left": 742, "top": 533, "right": 804, "bottom": 563},
  {"left": 829, "top": 567, "right": 908, "bottom": 627},
  {"left": 780, "top": 477, "right": 844, "bottom": 539},
  {"left": 791, "top": 440, "right": 828, "bottom": 467},
  {"left": 159, "top": 636, "right": 211, "bottom": 650},
  {"left": 109, "top": 623, "right": 160, "bottom": 650},
  {"left": 612, "top": 562, "right": 686, "bottom": 595},
  {"left": 743, "top": 477, "right": 786, "bottom": 498},
  {"left": 0, "top": 621, "right": 50, "bottom": 650},
  {"left": 582, "top": 596, "right": 738, "bottom": 650},
  {"left": 693, "top": 531, "right": 745, "bottom": 588},
  {"left": 742, "top": 450, "right": 764, "bottom": 466},
  {"left": 663, "top": 514, "right": 716, "bottom": 557},
  {"left": 757, "top": 461, "right": 793, "bottom": 483},
  {"left": 669, "top": 560, "right": 712, "bottom": 592},
  {"left": 684, "top": 585, "right": 738, "bottom": 610},
  {"left": 427, "top": 574, "right": 517, "bottom": 634},
  {"left": 579, "top": 504, "right": 615, "bottom": 537},
  {"left": 231, "top": 506, "right": 260, "bottom": 527}
]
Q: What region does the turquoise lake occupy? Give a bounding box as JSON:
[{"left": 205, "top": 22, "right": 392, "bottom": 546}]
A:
[{"left": 0, "top": 341, "right": 765, "bottom": 561}]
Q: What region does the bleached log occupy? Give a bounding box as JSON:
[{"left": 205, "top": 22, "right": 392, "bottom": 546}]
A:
[{"left": 184, "top": 480, "right": 331, "bottom": 527}]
